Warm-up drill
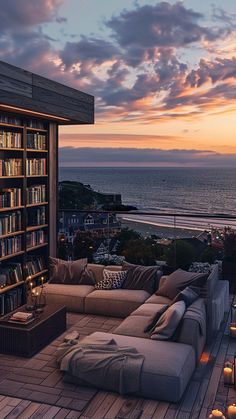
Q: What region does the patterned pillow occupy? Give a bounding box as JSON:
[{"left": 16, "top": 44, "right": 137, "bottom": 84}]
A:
[{"left": 95, "top": 270, "right": 128, "bottom": 290}]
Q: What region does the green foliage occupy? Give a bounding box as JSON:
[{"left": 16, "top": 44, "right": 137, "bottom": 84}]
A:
[
  {"left": 200, "top": 246, "right": 217, "bottom": 264},
  {"left": 122, "top": 238, "right": 157, "bottom": 265},
  {"left": 223, "top": 231, "right": 236, "bottom": 258},
  {"left": 73, "top": 231, "right": 95, "bottom": 262},
  {"left": 165, "top": 240, "right": 196, "bottom": 270},
  {"left": 116, "top": 228, "right": 141, "bottom": 253}
]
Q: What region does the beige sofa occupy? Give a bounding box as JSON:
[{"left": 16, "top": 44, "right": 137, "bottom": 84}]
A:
[{"left": 39, "top": 262, "right": 228, "bottom": 402}]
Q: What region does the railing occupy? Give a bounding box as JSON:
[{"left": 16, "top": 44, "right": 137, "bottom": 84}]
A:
[{"left": 57, "top": 209, "right": 236, "bottom": 275}]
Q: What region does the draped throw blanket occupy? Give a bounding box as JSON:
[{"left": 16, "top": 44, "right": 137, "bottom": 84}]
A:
[{"left": 59, "top": 336, "right": 144, "bottom": 395}]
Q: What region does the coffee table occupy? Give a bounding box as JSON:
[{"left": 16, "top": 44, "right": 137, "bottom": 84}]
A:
[{"left": 0, "top": 303, "right": 66, "bottom": 357}]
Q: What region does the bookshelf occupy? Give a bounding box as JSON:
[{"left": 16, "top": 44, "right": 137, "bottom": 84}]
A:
[
  {"left": 0, "top": 112, "right": 49, "bottom": 316},
  {"left": 0, "top": 59, "right": 94, "bottom": 318}
]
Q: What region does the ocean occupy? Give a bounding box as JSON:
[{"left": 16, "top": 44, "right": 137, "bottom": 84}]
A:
[{"left": 59, "top": 167, "right": 236, "bottom": 231}]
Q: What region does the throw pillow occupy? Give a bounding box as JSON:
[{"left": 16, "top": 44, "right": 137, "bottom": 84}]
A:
[
  {"left": 122, "top": 262, "right": 160, "bottom": 294},
  {"left": 49, "top": 257, "right": 95, "bottom": 285},
  {"left": 95, "top": 270, "right": 127, "bottom": 290},
  {"left": 156, "top": 268, "right": 208, "bottom": 300},
  {"left": 171, "top": 286, "right": 199, "bottom": 308},
  {"left": 151, "top": 301, "right": 186, "bottom": 341}
]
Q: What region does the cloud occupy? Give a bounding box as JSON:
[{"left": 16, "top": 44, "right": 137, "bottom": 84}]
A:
[
  {"left": 59, "top": 147, "right": 236, "bottom": 167},
  {"left": 0, "top": 0, "right": 64, "bottom": 29}
]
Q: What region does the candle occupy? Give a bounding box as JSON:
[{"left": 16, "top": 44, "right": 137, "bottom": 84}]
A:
[
  {"left": 230, "top": 324, "right": 236, "bottom": 338},
  {"left": 228, "top": 404, "right": 236, "bottom": 419},
  {"left": 209, "top": 409, "right": 225, "bottom": 418},
  {"left": 40, "top": 276, "right": 44, "bottom": 285},
  {"left": 224, "top": 361, "right": 233, "bottom": 385}
]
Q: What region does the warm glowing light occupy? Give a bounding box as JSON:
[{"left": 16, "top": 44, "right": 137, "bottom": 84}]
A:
[{"left": 0, "top": 104, "right": 70, "bottom": 122}]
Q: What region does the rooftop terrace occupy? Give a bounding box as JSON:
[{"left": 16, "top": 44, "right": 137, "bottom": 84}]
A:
[{"left": 0, "top": 297, "right": 234, "bottom": 419}]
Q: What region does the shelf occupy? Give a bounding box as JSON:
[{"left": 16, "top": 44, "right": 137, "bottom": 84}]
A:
[
  {"left": 26, "top": 243, "right": 48, "bottom": 252},
  {"left": 26, "top": 127, "right": 47, "bottom": 133},
  {"left": 0, "top": 148, "right": 23, "bottom": 151},
  {"left": 26, "top": 175, "right": 48, "bottom": 178},
  {"left": 0, "top": 251, "right": 24, "bottom": 262},
  {"left": 25, "top": 269, "right": 48, "bottom": 281},
  {"left": 1, "top": 176, "right": 24, "bottom": 178},
  {"left": 27, "top": 224, "right": 48, "bottom": 232},
  {"left": 26, "top": 149, "right": 48, "bottom": 153},
  {"left": 26, "top": 202, "right": 48, "bottom": 208},
  {"left": 0, "top": 206, "right": 24, "bottom": 213},
  {"left": 0, "top": 280, "right": 25, "bottom": 295},
  {"left": 0, "top": 123, "right": 23, "bottom": 129},
  {"left": 0, "top": 230, "right": 24, "bottom": 240}
]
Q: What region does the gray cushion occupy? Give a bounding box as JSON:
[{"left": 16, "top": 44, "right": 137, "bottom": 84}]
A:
[
  {"left": 49, "top": 257, "right": 95, "bottom": 285},
  {"left": 78, "top": 331, "right": 195, "bottom": 402},
  {"left": 156, "top": 269, "right": 207, "bottom": 300},
  {"left": 39, "top": 283, "right": 94, "bottom": 312},
  {"left": 85, "top": 289, "right": 150, "bottom": 317},
  {"left": 172, "top": 286, "right": 199, "bottom": 307},
  {"left": 114, "top": 315, "right": 151, "bottom": 338},
  {"left": 122, "top": 262, "right": 160, "bottom": 294},
  {"left": 145, "top": 294, "right": 172, "bottom": 305},
  {"left": 131, "top": 303, "right": 168, "bottom": 317},
  {"left": 151, "top": 301, "right": 186, "bottom": 340},
  {"left": 87, "top": 264, "right": 105, "bottom": 283}
]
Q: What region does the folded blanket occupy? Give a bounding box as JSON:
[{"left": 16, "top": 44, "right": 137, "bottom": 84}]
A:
[{"left": 59, "top": 335, "right": 144, "bottom": 395}]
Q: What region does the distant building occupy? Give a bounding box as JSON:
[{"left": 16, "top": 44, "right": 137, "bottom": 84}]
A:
[{"left": 59, "top": 210, "right": 121, "bottom": 242}]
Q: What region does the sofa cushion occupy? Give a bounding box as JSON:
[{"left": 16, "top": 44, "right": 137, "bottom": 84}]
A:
[
  {"left": 87, "top": 264, "right": 105, "bottom": 283},
  {"left": 151, "top": 301, "right": 186, "bottom": 341},
  {"left": 116, "top": 303, "right": 168, "bottom": 335},
  {"left": 85, "top": 289, "right": 150, "bottom": 318},
  {"left": 40, "top": 283, "right": 94, "bottom": 312},
  {"left": 49, "top": 257, "right": 95, "bottom": 285},
  {"left": 122, "top": 262, "right": 160, "bottom": 294},
  {"left": 145, "top": 294, "right": 172, "bottom": 305},
  {"left": 114, "top": 315, "right": 151, "bottom": 338},
  {"left": 172, "top": 286, "right": 199, "bottom": 308},
  {"left": 131, "top": 303, "right": 168, "bottom": 317},
  {"left": 95, "top": 270, "right": 127, "bottom": 290},
  {"left": 71, "top": 331, "right": 195, "bottom": 402},
  {"left": 156, "top": 269, "right": 207, "bottom": 300}
]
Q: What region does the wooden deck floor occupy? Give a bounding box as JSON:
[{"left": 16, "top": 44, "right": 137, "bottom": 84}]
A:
[{"left": 0, "top": 305, "right": 235, "bottom": 419}]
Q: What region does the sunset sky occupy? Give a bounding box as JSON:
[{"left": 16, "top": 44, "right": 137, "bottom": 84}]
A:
[{"left": 1, "top": 0, "right": 236, "bottom": 166}]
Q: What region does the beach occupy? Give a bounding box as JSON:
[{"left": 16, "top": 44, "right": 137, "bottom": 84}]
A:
[{"left": 121, "top": 218, "right": 202, "bottom": 239}]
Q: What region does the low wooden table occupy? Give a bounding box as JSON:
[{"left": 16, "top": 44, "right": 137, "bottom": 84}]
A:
[{"left": 0, "top": 304, "right": 66, "bottom": 357}]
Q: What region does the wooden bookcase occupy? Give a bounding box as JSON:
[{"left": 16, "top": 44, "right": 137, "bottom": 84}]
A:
[
  {"left": 0, "top": 59, "right": 94, "bottom": 317},
  {"left": 0, "top": 112, "right": 50, "bottom": 315}
]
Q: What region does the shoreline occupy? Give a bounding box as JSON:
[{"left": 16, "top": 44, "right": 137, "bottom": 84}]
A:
[{"left": 121, "top": 219, "right": 202, "bottom": 239}]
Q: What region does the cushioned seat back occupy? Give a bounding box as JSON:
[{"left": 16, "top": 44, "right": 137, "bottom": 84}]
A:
[{"left": 87, "top": 264, "right": 105, "bottom": 283}]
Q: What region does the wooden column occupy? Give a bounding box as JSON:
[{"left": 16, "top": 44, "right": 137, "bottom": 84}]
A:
[{"left": 48, "top": 123, "right": 58, "bottom": 257}]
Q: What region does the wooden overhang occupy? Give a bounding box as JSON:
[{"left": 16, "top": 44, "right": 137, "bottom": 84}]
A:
[{"left": 0, "top": 61, "right": 94, "bottom": 125}]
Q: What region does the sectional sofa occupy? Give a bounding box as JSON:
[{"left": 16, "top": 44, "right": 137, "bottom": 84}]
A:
[{"left": 38, "top": 262, "right": 228, "bottom": 402}]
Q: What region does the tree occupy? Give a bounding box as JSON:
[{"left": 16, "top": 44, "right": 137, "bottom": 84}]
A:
[
  {"left": 116, "top": 228, "right": 141, "bottom": 254},
  {"left": 165, "top": 240, "right": 196, "bottom": 270},
  {"left": 73, "top": 231, "right": 95, "bottom": 262}
]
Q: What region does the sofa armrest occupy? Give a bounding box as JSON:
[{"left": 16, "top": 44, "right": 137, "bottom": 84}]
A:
[{"left": 177, "top": 298, "right": 206, "bottom": 361}]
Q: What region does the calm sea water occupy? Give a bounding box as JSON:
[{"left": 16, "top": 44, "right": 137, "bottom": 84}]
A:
[{"left": 59, "top": 167, "right": 236, "bottom": 230}]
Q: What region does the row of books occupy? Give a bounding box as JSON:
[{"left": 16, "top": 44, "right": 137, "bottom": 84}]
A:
[
  {"left": 0, "top": 115, "right": 22, "bottom": 126},
  {"left": 0, "top": 236, "right": 22, "bottom": 258},
  {"left": 27, "top": 207, "right": 46, "bottom": 227},
  {"left": 26, "top": 158, "right": 47, "bottom": 176},
  {"left": 25, "top": 256, "right": 46, "bottom": 277},
  {"left": 0, "top": 287, "right": 24, "bottom": 316},
  {"left": 0, "top": 262, "right": 23, "bottom": 287},
  {"left": 0, "top": 131, "right": 22, "bottom": 148},
  {"left": 26, "top": 230, "right": 46, "bottom": 248},
  {"left": 27, "top": 133, "right": 47, "bottom": 150},
  {"left": 0, "top": 188, "right": 21, "bottom": 208},
  {"left": 0, "top": 158, "right": 22, "bottom": 176},
  {"left": 26, "top": 185, "right": 46, "bottom": 204},
  {"left": 0, "top": 211, "right": 22, "bottom": 236},
  {"left": 27, "top": 120, "right": 46, "bottom": 130}
]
